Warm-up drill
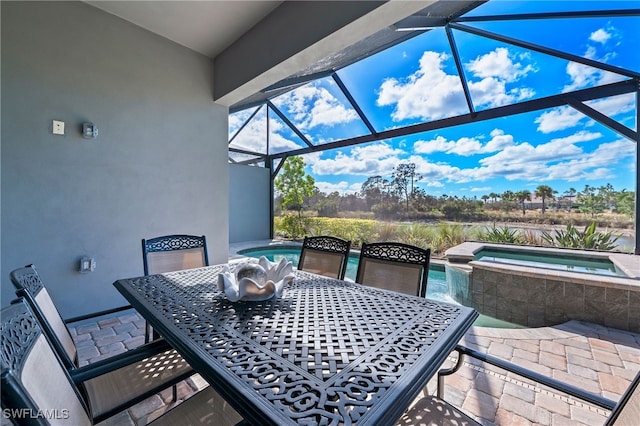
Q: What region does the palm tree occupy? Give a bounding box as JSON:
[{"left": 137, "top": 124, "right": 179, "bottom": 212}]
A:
[
  {"left": 481, "top": 194, "right": 489, "bottom": 204},
  {"left": 489, "top": 192, "right": 499, "bottom": 203},
  {"left": 535, "top": 185, "right": 556, "bottom": 215},
  {"left": 564, "top": 187, "right": 577, "bottom": 211},
  {"left": 515, "top": 190, "right": 531, "bottom": 216},
  {"left": 501, "top": 190, "right": 515, "bottom": 213}
]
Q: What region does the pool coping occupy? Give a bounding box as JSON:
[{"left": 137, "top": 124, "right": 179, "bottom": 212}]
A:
[{"left": 445, "top": 241, "right": 640, "bottom": 281}]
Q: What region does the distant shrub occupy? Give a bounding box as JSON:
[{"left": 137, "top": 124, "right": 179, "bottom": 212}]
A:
[
  {"left": 476, "top": 224, "right": 523, "bottom": 244},
  {"left": 376, "top": 222, "right": 399, "bottom": 242},
  {"left": 275, "top": 214, "right": 309, "bottom": 239},
  {"left": 541, "top": 222, "right": 620, "bottom": 251},
  {"left": 398, "top": 223, "right": 433, "bottom": 249}
]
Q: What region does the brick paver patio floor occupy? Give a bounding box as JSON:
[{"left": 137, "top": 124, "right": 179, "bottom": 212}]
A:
[{"left": 70, "top": 310, "right": 639, "bottom": 425}]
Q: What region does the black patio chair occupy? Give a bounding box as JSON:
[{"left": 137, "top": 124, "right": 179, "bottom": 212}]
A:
[
  {"left": 142, "top": 234, "right": 209, "bottom": 342},
  {"left": 9, "top": 264, "right": 193, "bottom": 418},
  {"left": 0, "top": 299, "right": 243, "bottom": 425},
  {"left": 355, "top": 242, "right": 431, "bottom": 297},
  {"left": 142, "top": 234, "right": 209, "bottom": 276},
  {"left": 298, "top": 235, "right": 352, "bottom": 280}
]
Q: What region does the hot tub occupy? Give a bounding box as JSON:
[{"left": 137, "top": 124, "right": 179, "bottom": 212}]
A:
[{"left": 445, "top": 242, "right": 640, "bottom": 331}]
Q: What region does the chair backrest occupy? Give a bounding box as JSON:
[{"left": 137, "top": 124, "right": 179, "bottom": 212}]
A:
[
  {"left": 142, "top": 234, "right": 209, "bottom": 275},
  {"left": 1, "top": 299, "right": 92, "bottom": 425},
  {"left": 355, "top": 242, "right": 431, "bottom": 297},
  {"left": 10, "top": 265, "right": 78, "bottom": 369},
  {"left": 298, "top": 236, "right": 352, "bottom": 280},
  {"left": 606, "top": 370, "right": 640, "bottom": 425}
]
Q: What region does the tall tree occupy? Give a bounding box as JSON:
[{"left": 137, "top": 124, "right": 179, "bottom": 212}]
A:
[
  {"left": 274, "top": 156, "right": 315, "bottom": 218},
  {"left": 535, "top": 185, "right": 556, "bottom": 215},
  {"left": 392, "top": 163, "right": 421, "bottom": 212},
  {"left": 360, "top": 175, "right": 388, "bottom": 209},
  {"left": 501, "top": 190, "right": 515, "bottom": 213},
  {"left": 578, "top": 184, "right": 606, "bottom": 217},
  {"left": 515, "top": 190, "right": 532, "bottom": 216},
  {"left": 564, "top": 187, "right": 577, "bottom": 210}
]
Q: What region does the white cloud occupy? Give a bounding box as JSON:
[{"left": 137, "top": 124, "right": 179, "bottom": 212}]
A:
[
  {"left": 590, "top": 28, "right": 612, "bottom": 44},
  {"left": 273, "top": 82, "right": 359, "bottom": 130},
  {"left": 376, "top": 48, "right": 537, "bottom": 122},
  {"left": 450, "top": 132, "right": 632, "bottom": 184},
  {"left": 586, "top": 93, "right": 636, "bottom": 118},
  {"left": 406, "top": 155, "right": 462, "bottom": 185},
  {"left": 536, "top": 92, "right": 634, "bottom": 135},
  {"left": 376, "top": 51, "right": 469, "bottom": 121},
  {"left": 470, "top": 187, "right": 492, "bottom": 192},
  {"left": 314, "top": 180, "right": 362, "bottom": 195},
  {"left": 465, "top": 48, "right": 536, "bottom": 107},
  {"left": 541, "top": 139, "right": 635, "bottom": 181},
  {"left": 466, "top": 48, "right": 534, "bottom": 83},
  {"left": 548, "top": 130, "right": 602, "bottom": 145},
  {"left": 229, "top": 112, "right": 305, "bottom": 154},
  {"left": 310, "top": 142, "right": 404, "bottom": 176},
  {"left": 562, "top": 28, "right": 625, "bottom": 92},
  {"left": 534, "top": 106, "right": 584, "bottom": 133},
  {"left": 563, "top": 61, "right": 600, "bottom": 92},
  {"left": 479, "top": 138, "right": 583, "bottom": 169},
  {"left": 485, "top": 129, "right": 515, "bottom": 152},
  {"left": 228, "top": 108, "right": 258, "bottom": 136},
  {"left": 413, "top": 128, "right": 515, "bottom": 156}
]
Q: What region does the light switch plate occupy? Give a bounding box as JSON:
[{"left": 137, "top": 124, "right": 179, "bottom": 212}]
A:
[{"left": 52, "top": 120, "right": 65, "bottom": 135}]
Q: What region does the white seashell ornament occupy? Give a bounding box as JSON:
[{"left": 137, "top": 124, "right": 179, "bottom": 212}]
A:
[{"left": 217, "top": 256, "right": 294, "bottom": 302}]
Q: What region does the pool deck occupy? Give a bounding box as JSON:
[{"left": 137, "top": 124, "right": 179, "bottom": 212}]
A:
[
  {"left": 81, "top": 308, "right": 640, "bottom": 425},
  {"left": 76, "top": 240, "right": 639, "bottom": 425}
]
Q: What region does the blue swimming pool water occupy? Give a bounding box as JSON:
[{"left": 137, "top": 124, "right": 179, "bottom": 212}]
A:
[
  {"left": 238, "top": 246, "right": 522, "bottom": 328},
  {"left": 475, "top": 248, "right": 624, "bottom": 277}
]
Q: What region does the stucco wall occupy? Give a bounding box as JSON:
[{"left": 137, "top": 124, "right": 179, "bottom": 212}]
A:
[
  {"left": 229, "top": 164, "right": 272, "bottom": 243},
  {"left": 1, "top": 2, "right": 229, "bottom": 317}
]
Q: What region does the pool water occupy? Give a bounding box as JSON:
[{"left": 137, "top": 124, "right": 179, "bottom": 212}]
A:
[
  {"left": 475, "top": 248, "right": 624, "bottom": 277},
  {"left": 239, "top": 247, "right": 522, "bottom": 328}
]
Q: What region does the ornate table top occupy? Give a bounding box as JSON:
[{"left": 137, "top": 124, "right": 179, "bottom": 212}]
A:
[{"left": 114, "top": 265, "right": 477, "bottom": 425}]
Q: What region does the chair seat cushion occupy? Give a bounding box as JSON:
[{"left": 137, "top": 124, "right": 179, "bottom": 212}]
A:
[
  {"left": 148, "top": 386, "right": 243, "bottom": 426},
  {"left": 85, "top": 349, "right": 193, "bottom": 417},
  {"left": 396, "top": 395, "right": 479, "bottom": 426}
]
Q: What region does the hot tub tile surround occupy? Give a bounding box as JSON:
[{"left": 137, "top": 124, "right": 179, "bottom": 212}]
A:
[{"left": 445, "top": 243, "right": 640, "bottom": 332}]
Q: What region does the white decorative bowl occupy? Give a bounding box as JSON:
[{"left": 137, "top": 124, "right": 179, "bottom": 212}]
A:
[{"left": 217, "top": 256, "right": 294, "bottom": 302}]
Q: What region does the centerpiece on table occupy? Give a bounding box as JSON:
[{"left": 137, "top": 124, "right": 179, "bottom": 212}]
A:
[{"left": 217, "top": 256, "right": 294, "bottom": 302}]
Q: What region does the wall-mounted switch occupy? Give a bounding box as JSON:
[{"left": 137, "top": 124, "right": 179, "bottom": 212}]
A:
[
  {"left": 82, "top": 122, "right": 98, "bottom": 139},
  {"left": 52, "top": 120, "right": 65, "bottom": 135},
  {"left": 79, "top": 257, "right": 96, "bottom": 273}
]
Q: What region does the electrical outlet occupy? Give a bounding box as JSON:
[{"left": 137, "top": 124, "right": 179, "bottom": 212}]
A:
[{"left": 52, "top": 120, "right": 65, "bottom": 135}]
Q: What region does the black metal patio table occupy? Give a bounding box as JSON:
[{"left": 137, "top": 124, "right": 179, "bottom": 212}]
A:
[{"left": 114, "top": 264, "right": 478, "bottom": 425}]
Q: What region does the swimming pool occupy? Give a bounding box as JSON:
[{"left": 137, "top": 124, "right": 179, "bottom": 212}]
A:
[{"left": 238, "top": 246, "right": 522, "bottom": 328}]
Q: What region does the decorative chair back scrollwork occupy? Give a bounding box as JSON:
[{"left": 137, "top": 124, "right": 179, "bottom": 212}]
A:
[
  {"left": 298, "top": 235, "right": 352, "bottom": 280},
  {"left": 142, "top": 234, "right": 209, "bottom": 342},
  {"left": 10, "top": 265, "right": 78, "bottom": 369},
  {"left": 355, "top": 242, "right": 431, "bottom": 297},
  {"left": 142, "top": 234, "right": 209, "bottom": 275}
]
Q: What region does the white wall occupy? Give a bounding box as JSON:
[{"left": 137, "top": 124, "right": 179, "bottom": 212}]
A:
[
  {"left": 229, "top": 164, "right": 272, "bottom": 243},
  {"left": 1, "top": 2, "right": 229, "bottom": 317}
]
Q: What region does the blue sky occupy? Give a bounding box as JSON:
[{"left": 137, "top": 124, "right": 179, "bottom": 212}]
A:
[{"left": 229, "top": 1, "right": 638, "bottom": 199}]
